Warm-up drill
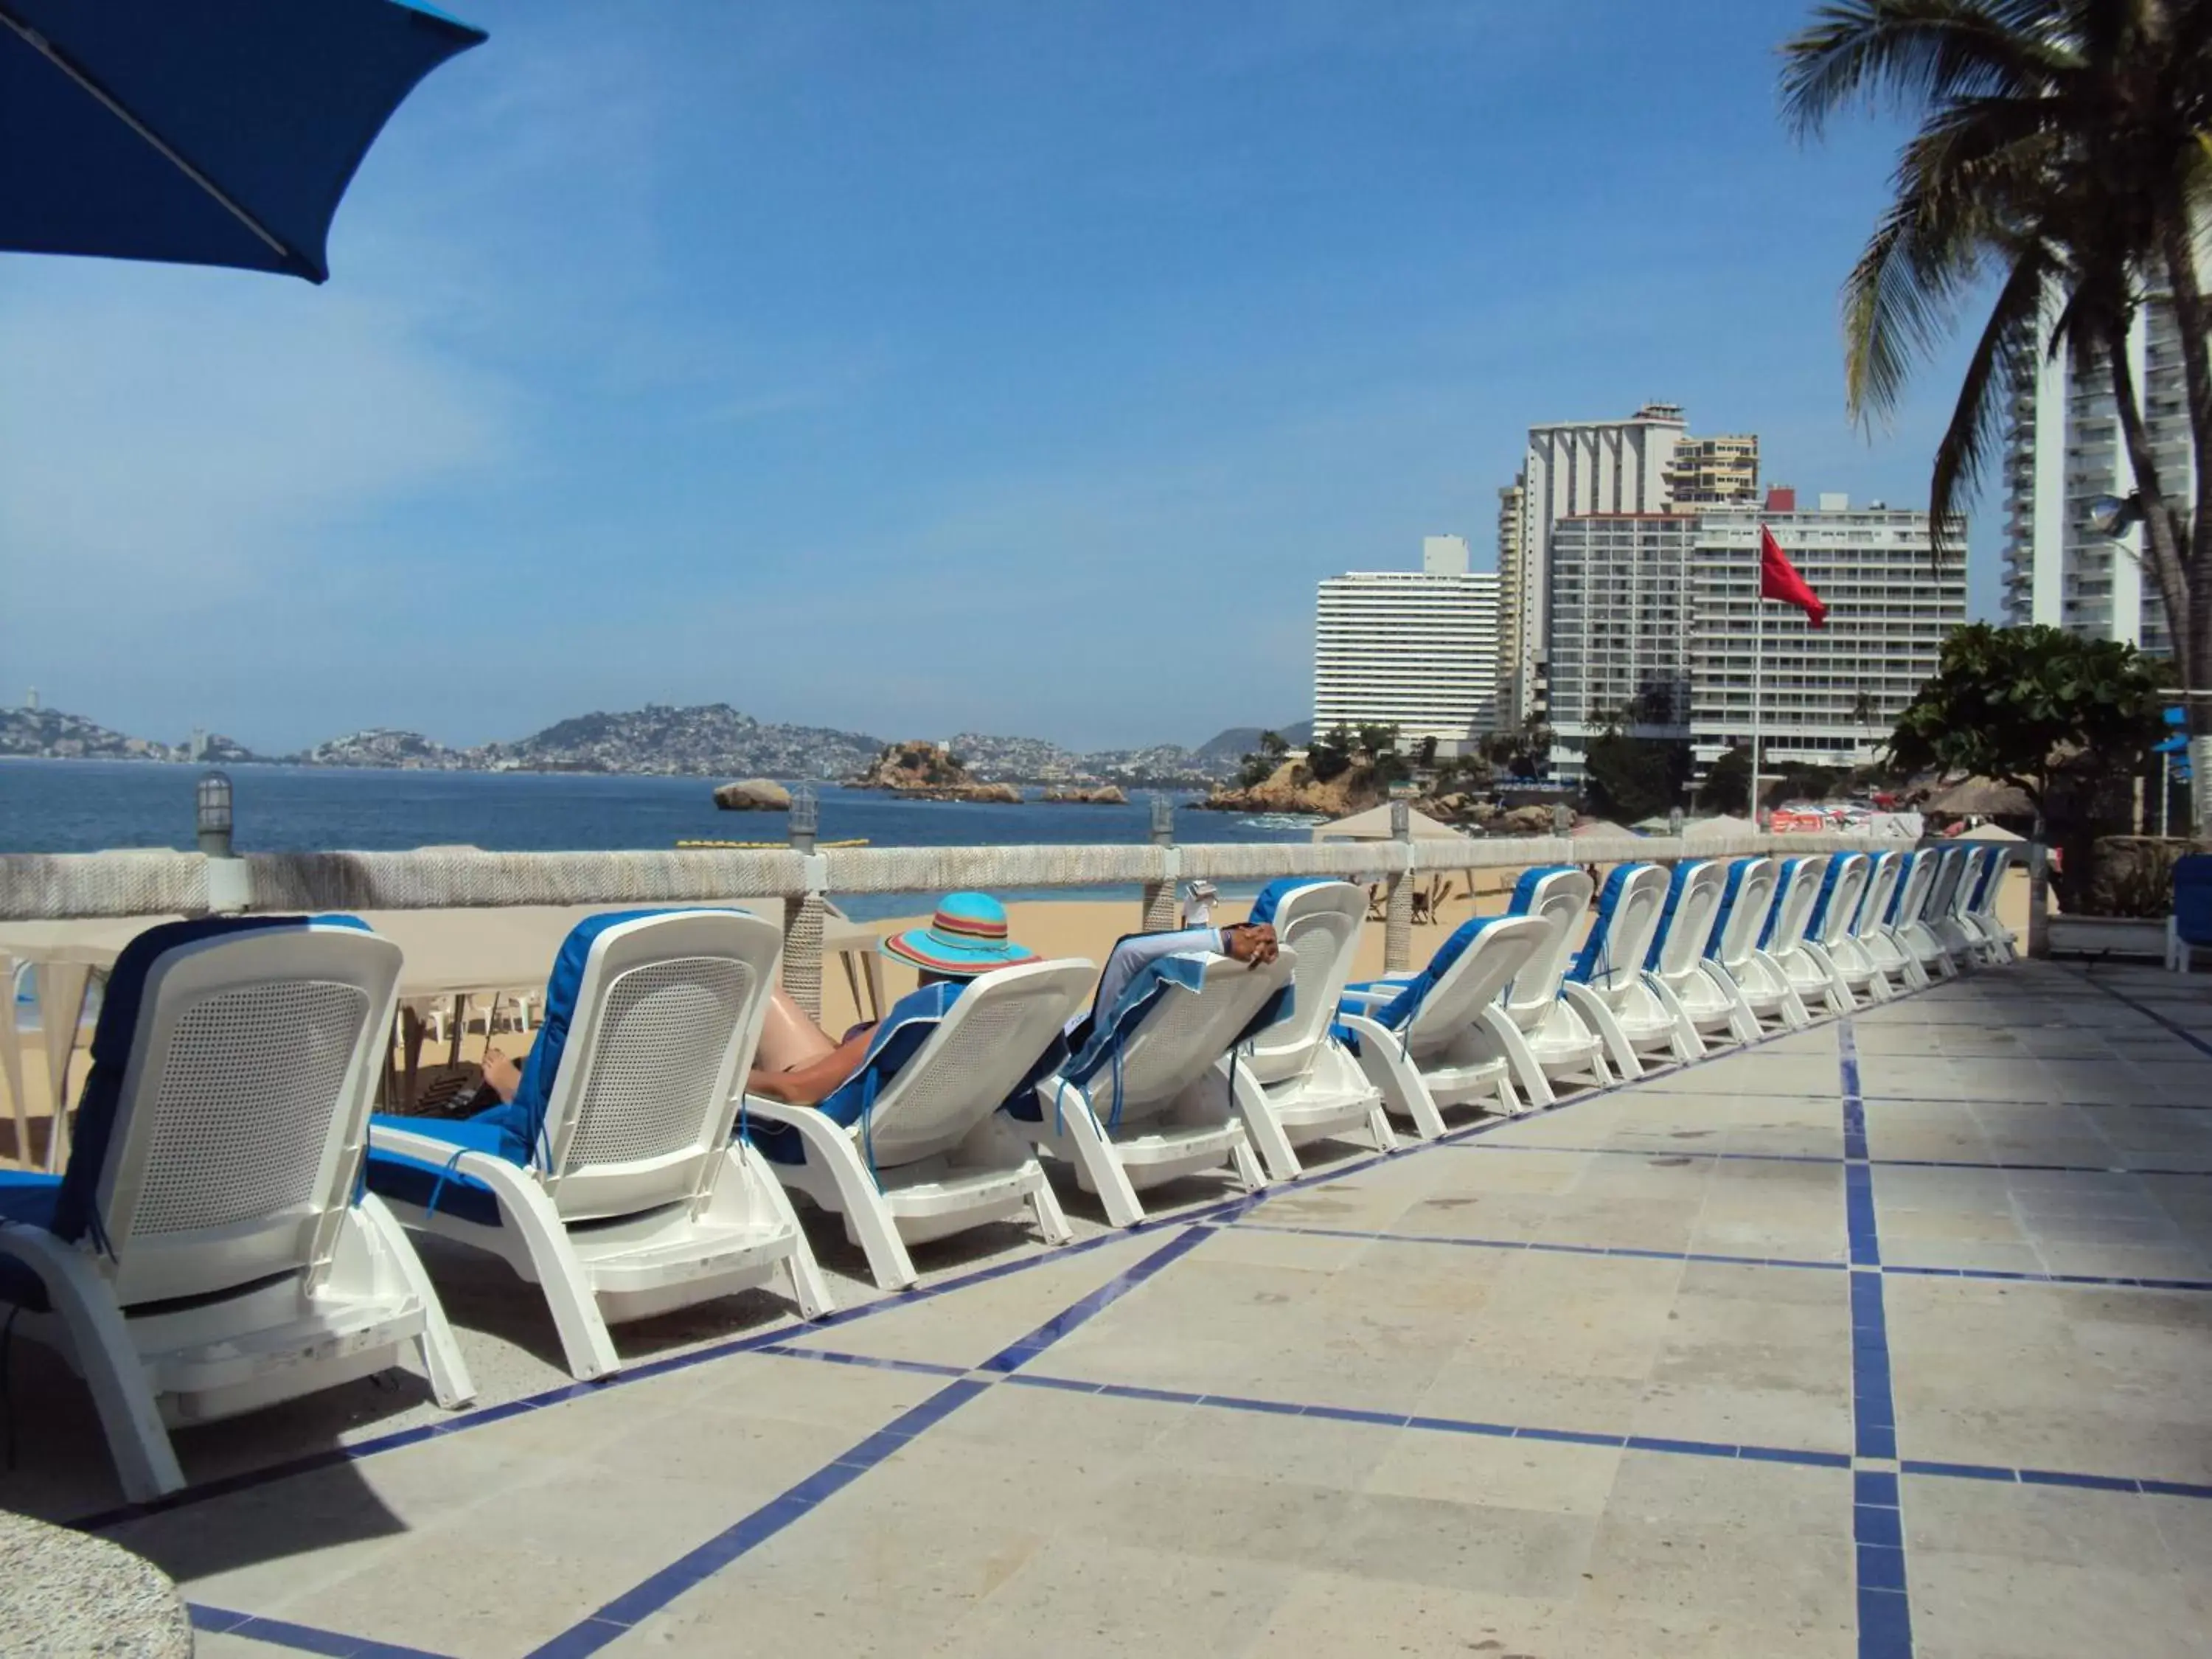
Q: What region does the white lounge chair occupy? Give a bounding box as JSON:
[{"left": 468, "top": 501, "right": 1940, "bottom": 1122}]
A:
[
  {"left": 1861, "top": 849, "right": 1932, "bottom": 990},
  {"left": 1231, "top": 881, "right": 1394, "bottom": 1178},
  {"left": 1478, "top": 866, "right": 1609, "bottom": 1104},
  {"left": 1560, "top": 863, "right": 1703, "bottom": 1075},
  {"left": 1729, "top": 856, "right": 1820, "bottom": 1031},
  {"left": 2166, "top": 853, "right": 2212, "bottom": 973},
  {"left": 367, "top": 909, "right": 832, "bottom": 1382},
  {"left": 1015, "top": 946, "right": 1293, "bottom": 1228},
  {"left": 1962, "top": 846, "right": 2021, "bottom": 965},
  {"left": 1645, "top": 858, "right": 1750, "bottom": 1046},
  {"left": 1837, "top": 849, "right": 1906, "bottom": 998},
  {"left": 1666, "top": 858, "right": 1770, "bottom": 1044},
  {"left": 1782, "top": 852, "right": 1873, "bottom": 1014},
  {"left": 1932, "top": 846, "right": 1989, "bottom": 965},
  {"left": 1338, "top": 913, "right": 1552, "bottom": 1137},
  {"left": 744, "top": 959, "right": 1093, "bottom": 1291},
  {"left": 0, "top": 917, "right": 474, "bottom": 1503},
  {"left": 1896, "top": 848, "right": 1963, "bottom": 981}
]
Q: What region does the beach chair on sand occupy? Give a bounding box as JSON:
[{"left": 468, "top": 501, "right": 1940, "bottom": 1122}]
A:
[
  {"left": 2168, "top": 855, "right": 2212, "bottom": 973},
  {"left": 1645, "top": 859, "right": 1745, "bottom": 1047},
  {"left": 1560, "top": 862, "right": 1703, "bottom": 1077},
  {"left": 1705, "top": 856, "right": 1811, "bottom": 1032},
  {"left": 1962, "top": 846, "right": 2020, "bottom": 966},
  {"left": 367, "top": 911, "right": 831, "bottom": 1382},
  {"left": 744, "top": 959, "right": 1093, "bottom": 1291},
  {"left": 1338, "top": 914, "right": 1551, "bottom": 1138},
  {"left": 1230, "top": 881, "right": 1394, "bottom": 1178},
  {"left": 0, "top": 918, "right": 473, "bottom": 1503},
  {"left": 1014, "top": 947, "right": 1295, "bottom": 1228},
  {"left": 1777, "top": 852, "right": 1871, "bottom": 1015}
]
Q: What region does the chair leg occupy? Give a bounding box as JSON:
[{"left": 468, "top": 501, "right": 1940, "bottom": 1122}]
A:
[
  {"left": 729, "top": 1140, "right": 835, "bottom": 1317},
  {"left": 1644, "top": 975, "right": 1706, "bottom": 1062},
  {"left": 1478, "top": 1006, "right": 1554, "bottom": 1108},
  {"left": 0, "top": 1231, "right": 184, "bottom": 1501},
  {"left": 1562, "top": 987, "right": 1642, "bottom": 1082},
  {"left": 1345, "top": 1018, "right": 1446, "bottom": 1140},
  {"left": 1044, "top": 1088, "right": 1149, "bottom": 1229},
  {"left": 357, "top": 1197, "right": 476, "bottom": 1408},
  {"left": 1227, "top": 1133, "right": 1267, "bottom": 1195},
  {"left": 1228, "top": 1062, "right": 1304, "bottom": 1182},
  {"left": 477, "top": 1170, "right": 624, "bottom": 1380},
  {"left": 1027, "top": 1164, "right": 1074, "bottom": 1245}
]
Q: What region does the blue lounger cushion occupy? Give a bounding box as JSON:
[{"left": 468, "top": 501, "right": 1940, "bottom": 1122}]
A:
[
  {"left": 1805, "top": 855, "right": 1854, "bottom": 941},
  {"left": 1567, "top": 863, "right": 1639, "bottom": 985},
  {"left": 2175, "top": 854, "right": 2212, "bottom": 947},
  {"left": 1759, "top": 860, "right": 1813, "bottom": 950},
  {"left": 360, "top": 1114, "right": 519, "bottom": 1228},
  {"left": 0, "top": 1172, "right": 61, "bottom": 1310},
  {"left": 1705, "top": 858, "right": 1764, "bottom": 961},
  {"left": 748, "top": 981, "right": 967, "bottom": 1164},
  {"left": 1645, "top": 860, "right": 1706, "bottom": 973}
]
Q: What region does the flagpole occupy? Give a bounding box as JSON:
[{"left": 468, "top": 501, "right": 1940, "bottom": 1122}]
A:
[{"left": 1749, "top": 523, "right": 1763, "bottom": 826}]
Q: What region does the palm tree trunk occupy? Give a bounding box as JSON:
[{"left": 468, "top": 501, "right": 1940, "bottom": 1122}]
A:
[{"left": 2159, "top": 218, "right": 2212, "bottom": 838}]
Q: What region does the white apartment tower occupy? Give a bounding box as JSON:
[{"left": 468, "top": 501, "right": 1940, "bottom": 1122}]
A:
[
  {"left": 1505, "top": 403, "right": 1688, "bottom": 727},
  {"left": 1314, "top": 536, "right": 1500, "bottom": 750},
  {"left": 2001, "top": 298, "right": 2188, "bottom": 653},
  {"left": 1545, "top": 513, "right": 1701, "bottom": 782},
  {"left": 1689, "top": 493, "right": 1967, "bottom": 773}
]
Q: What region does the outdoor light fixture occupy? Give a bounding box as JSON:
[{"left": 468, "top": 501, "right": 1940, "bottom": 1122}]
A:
[
  {"left": 787, "top": 784, "right": 819, "bottom": 855},
  {"left": 2087, "top": 492, "right": 2145, "bottom": 538},
  {"left": 195, "top": 771, "right": 233, "bottom": 857},
  {"left": 1150, "top": 793, "right": 1175, "bottom": 845}
]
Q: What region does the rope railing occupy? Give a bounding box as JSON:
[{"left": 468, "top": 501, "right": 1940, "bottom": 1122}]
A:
[{"left": 1, "top": 830, "right": 1885, "bottom": 981}]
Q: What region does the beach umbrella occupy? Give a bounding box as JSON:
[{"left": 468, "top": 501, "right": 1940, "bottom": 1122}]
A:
[
  {"left": 1312, "top": 803, "right": 1466, "bottom": 844},
  {"left": 0, "top": 0, "right": 486, "bottom": 283}
]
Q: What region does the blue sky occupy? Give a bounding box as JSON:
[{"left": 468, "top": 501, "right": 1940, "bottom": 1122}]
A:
[{"left": 0, "top": 0, "right": 1994, "bottom": 755}]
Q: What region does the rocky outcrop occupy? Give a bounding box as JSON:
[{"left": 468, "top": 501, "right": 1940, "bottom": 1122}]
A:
[
  {"left": 1041, "top": 785, "right": 1128, "bottom": 804},
  {"left": 712, "top": 778, "right": 791, "bottom": 811},
  {"left": 849, "top": 741, "right": 1023, "bottom": 802},
  {"left": 1196, "top": 760, "right": 1382, "bottom": 817}
]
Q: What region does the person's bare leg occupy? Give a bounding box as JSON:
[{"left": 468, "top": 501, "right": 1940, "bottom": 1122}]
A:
[
  {"left": 754, "top": 986, "right": 839, "bottom": 1072},
  {"left": 481, "top": 1046, "right": 525, "bottom": 1103}
]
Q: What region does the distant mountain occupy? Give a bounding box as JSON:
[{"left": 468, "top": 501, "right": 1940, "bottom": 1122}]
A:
[
  {"left": 7, "top": 701, "right": 1301, "bottom": 786},
  {"left": 1192, "top": 720, "right": 1312, "bottom": 765}
]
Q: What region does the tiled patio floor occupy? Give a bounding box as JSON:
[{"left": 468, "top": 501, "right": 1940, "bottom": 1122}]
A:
[{"left": 7, "top": 961, "right": 2211, "bottom": 1657}]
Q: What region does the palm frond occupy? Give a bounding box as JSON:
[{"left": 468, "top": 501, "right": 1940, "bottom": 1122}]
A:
[
  {"left": 1927, "top": 247, "right": 2052, "bottom": 557},
  {"left": 1781, "top": 0, "right": 2077, "bottom": 141}
]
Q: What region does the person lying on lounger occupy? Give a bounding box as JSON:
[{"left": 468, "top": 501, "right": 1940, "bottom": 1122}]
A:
[
  {"left": 1060, "top": 917, "right": 1279, "bottom": 1052},
  {"left": 746, "top": 891, "right": 1039, "bottom": 1106}
]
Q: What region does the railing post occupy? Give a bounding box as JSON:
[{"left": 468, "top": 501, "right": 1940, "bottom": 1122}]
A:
[
  {"left": 1384, "top": 799, "right": 1414, "bottom": 973},
  {"left": 197, "top": 771, "right": 248, "bottom": 914},
  {"left": 2026, "top": 832, "right": 2051, "bottom": 960},
  {"left": 1142, "top": 794, "right": 1180, "bottom": 932},
  {"left": 783, "top": 785, "right": 827, "bottom": 1019}
]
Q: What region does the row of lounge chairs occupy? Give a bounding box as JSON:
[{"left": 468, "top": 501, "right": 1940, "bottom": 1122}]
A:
[{"left": 0, "top": 844, "right": 2014, "bottom": 1501}]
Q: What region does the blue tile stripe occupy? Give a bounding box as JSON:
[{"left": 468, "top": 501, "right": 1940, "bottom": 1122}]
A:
[
  {"left": 187, "top": 1604, "right": 456, "bottom": 1659},
  {"left": 1840, "top": 1020, "right": 1913, "bottom": 1659},
  {"left": 1449, "top": 1140, "right": 2212, "bottom": 1180},
  {"left": 2078, "top": 972, "right": 2212, "bottom": 1060},
  {"left": 516, "top": 1224, "right": 1213, "bottom": 1659}
]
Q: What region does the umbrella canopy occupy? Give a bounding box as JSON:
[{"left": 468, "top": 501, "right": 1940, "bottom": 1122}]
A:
[
  {"left": 1312, "top": 802, "right": 1466, "bottom": 844},
  {"left": 1926, "top": 776, "right": 2034, "bottom": 818},
  {"left": 0, "top": 0, "right": 485, "bottom": 282},
  {"left": 1955, "top": 822, "right": 2026, "bottom": 843},
  {"left": 1571, "top": 818, "right": 1635, "bottom": 839},
  {"left": 1682, "top": 813, "right": 1754, "bottom": 841}
]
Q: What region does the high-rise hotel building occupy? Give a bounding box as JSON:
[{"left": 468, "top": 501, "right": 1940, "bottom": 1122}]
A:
[
  {"left": 1499, "top": 405, "right": 1759, "bottom": 728},
  {"left": 2001, "top": 298, "right": 2188, "bottom": 653},
  {"left": 1314, "top": 537, "right": 1500, "bottom": 751}
]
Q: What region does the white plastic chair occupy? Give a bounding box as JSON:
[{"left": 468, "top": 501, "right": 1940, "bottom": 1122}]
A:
[
  {"left": 1018, "top": 947, "right": 1293, "bottom": 1228},
  {"left": 1560, "top": 863, "right": 1703, "bottom": 1076},
  {"left": 1897, "top": 847, "right": 1963, "bottom": 981},
  {"left": 1232, "top": 882, "right": 1394, "bottom": 1177},
  {"left": 1338, "top": 913, "right": 1551, "bottom": 1137},
  {"left": 1933, "top": 846, "right": 1989, "bottom": 965},
  {"left": 1863, "top": 849, "right": 1935, "bottom": 990},
  {"left": 1667, "top": 858, "right": 1771, "bottom": 1044},
  {"left": 1962, "top": 846, "right": 2020, "bottom": 965},
  {"left": 1782, "top": 852, "right": 1873, "bottom": 1014},
  {"left": 1644, "top": 860, "right": 1743, "bottom": 1045},
  {"left": 367, "top": 910, "right": 831, "bottom": 1381},
  {"left": 744, "top": 959, "right": 1093, "bottom": 1291},
  {"left": 0, "top": 917, "right": 475, "bottom": 1503},
  {"left": 1481, "top": 866, "right": 1608, "bottom": 1104}
]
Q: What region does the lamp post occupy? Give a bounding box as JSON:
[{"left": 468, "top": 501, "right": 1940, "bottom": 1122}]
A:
[
  {"left": 1143, "top": 793, "right": 1178, "bottom": 931},
  {"left": 787, "top": 783, "right": 819, "bottom": 856},
  {"left": 195, "top": 771, "right": 233, "bottom": 858}
]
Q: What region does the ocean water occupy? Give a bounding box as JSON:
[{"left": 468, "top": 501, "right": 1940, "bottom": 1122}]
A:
[{"left": 0, "top": 759, "right": 1318, "bottom": 925}]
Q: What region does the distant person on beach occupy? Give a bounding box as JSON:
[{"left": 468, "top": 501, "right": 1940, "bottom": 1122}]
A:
[{"left": 746, "top": 891, "right": 1039, "bottom": 1107}]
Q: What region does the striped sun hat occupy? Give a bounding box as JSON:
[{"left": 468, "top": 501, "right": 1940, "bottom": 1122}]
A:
[{"left": 881, "top": 892, "right": 1037, "bottom": 976}]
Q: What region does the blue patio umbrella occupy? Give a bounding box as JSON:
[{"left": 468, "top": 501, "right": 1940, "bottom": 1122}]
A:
[{"left": 0, "top": 0, "right": 485, "bottom": 283}]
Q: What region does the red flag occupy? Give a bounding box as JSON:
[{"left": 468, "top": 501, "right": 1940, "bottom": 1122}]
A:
[{"left": 1759, "top": 524, "right": 1827, "bottom": 627}]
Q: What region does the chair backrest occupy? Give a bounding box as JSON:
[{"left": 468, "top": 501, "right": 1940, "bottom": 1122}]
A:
[
  {"left": 1806, "top": 853, "right": 1871, "bottom": 949},
  {"left": 1093, "top": 947, "right": 1298, "bottom": 1121},
  {"left": 1853, "top": 852, "right": 1903, "bottom": 941},
  {"left": 1397, "top": 914, "right": 1550, "bottom": 1060},
  {"left": 1241, "top": 881, "right": 1366, "bottom": 1086},
  {"left": 1707, "top": 858, "right": 1778, "bottom": 971},
  {"left": 1968, "top": 846, "right": 2016, "bottom": 919},
  {"left": 1887, "top": 850, "right": 1936, "bottom": 927},
  {"left": 1501, "top": 866, "right": 1596, "bottom": 1016},
  {"left": 60, "top": 917, "right": 400, "bottom": 1310},
  {"left": 1565, "top": 863, "right": 1671, "bottom": 998},
  {"left": 1920, "top": 846, "right": 1966, "bottom": 925},
  {"left": 1945, "top": 847, "right": 1987, "bottom": 920},
  {"left": 2174, "top": 854, "right": 2212, "bottom": 946},
  {"left": 1646, "top": 860, "right": 1727, "bottom": 981},
  {"left": 1760, "top": 857, "right": 1829, "bottom": 955},
  {"left": 534, "top": 911, "right": 782, "bottom": 1222}
]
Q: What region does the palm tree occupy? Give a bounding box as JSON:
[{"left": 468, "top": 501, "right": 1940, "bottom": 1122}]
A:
[{"left": 1781, "top": 0, "right": 2212, "bottom": 833}]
